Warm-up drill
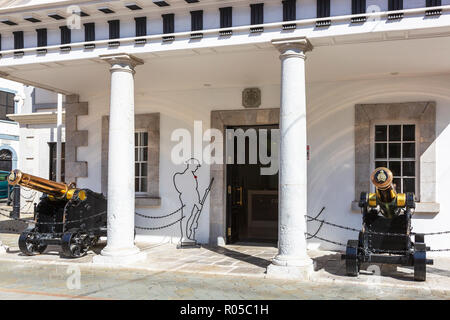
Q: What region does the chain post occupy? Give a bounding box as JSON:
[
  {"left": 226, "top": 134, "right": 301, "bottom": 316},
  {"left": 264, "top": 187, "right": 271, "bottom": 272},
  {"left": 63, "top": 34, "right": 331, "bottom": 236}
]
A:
[{"left": 10, "top": 185, "right": 20, "bottom": 220}]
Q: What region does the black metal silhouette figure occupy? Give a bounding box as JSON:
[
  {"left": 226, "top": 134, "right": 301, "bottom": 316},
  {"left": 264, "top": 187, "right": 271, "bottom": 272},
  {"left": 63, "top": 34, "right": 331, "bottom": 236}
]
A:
[{"left": 173, "top": 158, "right": 213, "bottom": 247}]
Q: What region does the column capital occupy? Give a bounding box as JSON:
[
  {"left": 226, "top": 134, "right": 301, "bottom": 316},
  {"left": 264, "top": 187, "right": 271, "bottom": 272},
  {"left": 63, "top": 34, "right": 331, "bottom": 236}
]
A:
[
  {"left": 271, "top": 37, "right": 313, "bottom": 58},
  {"left": 99, "top": 53, "right": 144, "bottom": 73}
]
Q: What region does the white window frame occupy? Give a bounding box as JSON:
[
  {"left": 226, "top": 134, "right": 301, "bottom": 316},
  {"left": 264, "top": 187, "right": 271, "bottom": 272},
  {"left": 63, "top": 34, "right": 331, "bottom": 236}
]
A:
[
  {"left": 135, "top": 130, "right": 149, "bottom": 195},
  {"left": 370, "top": 120, "right": 420, "bottom": 199}
]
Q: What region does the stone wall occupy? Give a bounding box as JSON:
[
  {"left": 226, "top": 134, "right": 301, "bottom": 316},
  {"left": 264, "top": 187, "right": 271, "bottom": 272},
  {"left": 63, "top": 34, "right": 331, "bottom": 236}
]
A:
[
  {"left": 64, "top": 94, "right": 88, "bottom": 185},
  {"left": 354, "top": 101, "right": 439, "bottom": 213}
]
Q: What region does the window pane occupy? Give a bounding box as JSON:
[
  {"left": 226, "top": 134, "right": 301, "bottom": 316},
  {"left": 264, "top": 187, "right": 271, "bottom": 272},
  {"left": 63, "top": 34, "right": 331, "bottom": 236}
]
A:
[
  {"left": 135, "top": 163, "right": 139, "bottom": 176},
  {"left": 393, "top": 178, "right": 401, "bottom": 193},
  {"left": 403, "top": 178, "right": 415, "bottom": 193},
  {"left": 135, "top": 132, "right": 138, "bottom": 146},
  {"left": 140, "top": 163, "right": 147, "bottom": 177},
  {"left": 389, "top": 125, "right": 401, "bottom": 141},
  {"left": 0, "top": 92, "right": 6, "bottom": 105},
  {"left": 375, "top": 125, "right": 387, "bottom": 141},
  {"left": 135, "top": 148, "right": 138, "bottom": 161},
  {"left": 375, "top": 161, "right": 387, "bottom": 169},
  {"left": 403, "top": 143, "right": 415, "bottom": 158},
  {"left": 375, "top": 143, "right": 387, "bottom": 158},
  {"left": 135, "top": 178, "right": 139, "bottom": 192},
  {"left": 389, "top": 161, "right": 401, "bottom": 177},
  {"left": 389, "top": 143, "right": 401, "bottom": 158},
  {"left": 403, "top": 161, "right": 415, "bottom": 176},
  {"left": 141, "top": 178, "right": 147, "bottom": 192},
  {"left": 403, "top": 125, "right": 415, "bottom": 141},
  {"left": 6, "top": 93, "right": 14, "bottom": 107},
  {"left": 0, "top": 106, "right": 6, "bottom": 121},
  {"left": 142, "top": 132, "right": 148, "bottom": 146},
  {"left": 143, "top": 148, "right": 148, "bottom": 161}
]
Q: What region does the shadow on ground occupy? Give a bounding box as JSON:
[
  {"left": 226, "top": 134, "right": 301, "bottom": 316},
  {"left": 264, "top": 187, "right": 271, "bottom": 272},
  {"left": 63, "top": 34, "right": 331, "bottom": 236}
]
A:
[
  {"left": 311, "top": 252, "right": 447, "bottom": 282},
  {"left": 202, "top": 245, "right": 272, "bottom": 268}
]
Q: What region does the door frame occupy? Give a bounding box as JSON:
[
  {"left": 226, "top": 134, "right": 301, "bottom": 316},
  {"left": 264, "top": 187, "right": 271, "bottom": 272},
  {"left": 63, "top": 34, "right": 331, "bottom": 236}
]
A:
[{"left": 209, "top": 108, "right": 279, "bottom": 245}]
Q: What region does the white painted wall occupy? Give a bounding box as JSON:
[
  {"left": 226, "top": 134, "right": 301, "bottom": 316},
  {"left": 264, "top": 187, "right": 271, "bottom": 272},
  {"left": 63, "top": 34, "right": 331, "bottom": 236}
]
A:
[
  {"left": 76, "top": 73, "right": 450, "bottom": 255},
  {"left": 17, "top": 123, "right": 65, "bottom": 211}
]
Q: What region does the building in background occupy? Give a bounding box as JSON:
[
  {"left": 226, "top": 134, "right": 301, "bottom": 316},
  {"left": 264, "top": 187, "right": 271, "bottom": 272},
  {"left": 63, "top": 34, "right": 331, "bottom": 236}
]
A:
[
  {"left": 0, "top": 0, "right": 447, "bottom": 273},
  {"left": 0, "top": 78, "right": 22, "bottom": 176},
  {"left": 0, "top": 80, "right": 65, "bottom": 209}
]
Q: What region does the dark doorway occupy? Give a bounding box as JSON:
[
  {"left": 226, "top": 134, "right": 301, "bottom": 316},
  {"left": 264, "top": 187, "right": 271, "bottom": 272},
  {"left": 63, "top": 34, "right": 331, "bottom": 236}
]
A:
[
  {"left": 0, "top": 149, "right": 12, "bottom": 172},
  {"left": 226, "top": 124, "right": 279, "bottom": 244}
]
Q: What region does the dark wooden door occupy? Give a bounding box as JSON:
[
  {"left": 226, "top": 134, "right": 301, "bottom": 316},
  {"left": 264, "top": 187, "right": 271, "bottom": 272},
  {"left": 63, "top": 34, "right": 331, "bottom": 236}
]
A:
[{"left": 226, "top": 124, "right": 279, "bottom": 244}]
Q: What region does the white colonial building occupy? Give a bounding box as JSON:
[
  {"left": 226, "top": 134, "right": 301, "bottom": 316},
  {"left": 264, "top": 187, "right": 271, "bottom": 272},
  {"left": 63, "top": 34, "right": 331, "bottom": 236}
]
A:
[
  {"left": 0, "top": 0, "right": 448, "bottom": 272},
  {"left": 0, "top": 77, "right": 65, "bottom": 209},
  {"left": 0, "top": 78, "right": 21, "bottom": 176}
]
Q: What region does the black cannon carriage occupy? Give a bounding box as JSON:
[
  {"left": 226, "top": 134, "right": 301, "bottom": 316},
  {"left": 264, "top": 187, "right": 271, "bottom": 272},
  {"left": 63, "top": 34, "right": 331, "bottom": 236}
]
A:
[
  {"left": 342, "top": 167, "right": 433, "bottom": 281},
  {"left": 8, "top": 170, "right": 107, "bottom": 258}
]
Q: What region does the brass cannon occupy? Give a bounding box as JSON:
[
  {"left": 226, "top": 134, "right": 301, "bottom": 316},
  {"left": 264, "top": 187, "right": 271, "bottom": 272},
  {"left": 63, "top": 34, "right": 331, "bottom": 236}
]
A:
[
  {"left": 342, "top": 167, "right": 433, "bottom": 281},
  {"left": 8, "top": 170, "right": 107, "bottom": 258}
]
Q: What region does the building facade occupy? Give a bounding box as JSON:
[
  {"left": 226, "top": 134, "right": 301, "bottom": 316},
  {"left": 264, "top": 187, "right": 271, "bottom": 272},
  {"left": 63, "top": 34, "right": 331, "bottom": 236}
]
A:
[
  {"left": 0, "top": 0, "right": 448, "bottom": 270},
  {"left": 0, "top": 78, "right": 21, "bottom": 178}
]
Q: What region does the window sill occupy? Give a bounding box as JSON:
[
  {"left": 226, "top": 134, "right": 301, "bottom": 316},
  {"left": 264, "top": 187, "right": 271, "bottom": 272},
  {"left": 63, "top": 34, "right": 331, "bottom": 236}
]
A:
[
  {"left": 351, "top": 201, "right": 440, "bottom": 214},
  {"left": 136, "top": 196, "right": 161, "bottom": 208}
]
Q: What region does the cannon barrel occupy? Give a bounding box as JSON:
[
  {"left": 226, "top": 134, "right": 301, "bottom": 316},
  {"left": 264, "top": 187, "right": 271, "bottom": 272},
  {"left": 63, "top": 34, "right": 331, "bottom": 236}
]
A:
[
  {"left": 368, "top": 167, "right": 408, "bottom": 218},
  {"left": 370, "top": 167, "right": 397, "bottom": 204},
  {"left": 7, "top": 169, "right": 83, "bottom": 200}
]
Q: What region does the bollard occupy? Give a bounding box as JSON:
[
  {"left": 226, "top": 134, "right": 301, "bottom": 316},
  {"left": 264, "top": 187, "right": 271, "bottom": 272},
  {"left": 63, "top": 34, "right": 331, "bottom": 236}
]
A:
[{"left": 10, "top": 185, "right": 20, "bottom": 219}]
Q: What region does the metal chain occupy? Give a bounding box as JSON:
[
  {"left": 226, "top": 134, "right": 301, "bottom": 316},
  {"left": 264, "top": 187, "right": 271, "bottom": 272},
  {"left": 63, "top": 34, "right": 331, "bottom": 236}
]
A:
[
  {"left": 307, "top": 215, "right": 450, "bottom": 238},
  {"left": 135, "top": 217, "right": 184, "bottom": 230},
  {"left": 34, "top": 211, "right": 107, "bottom": 225},
  {"left": 20, "top": 192, "right": 37, "bottom": 200},
  {"left": 307, "top": 215, "right": 361, "bottom": 233},
  {"left": 419, "top": 230, "right": 450, "bottom": 236},
  {"left": 0, "top": 208, "right": 33, "bottom": 223},
  {"left": 0, "top": 207, "right": 106, "bottom": 225},
  {"left": 25, "top": 226, "right": 106, "bottom": 238},
  {"left": 305, "top": 233, "right": 348, "bottom": 248},
  {"left": 307, "top": 215, "right": 408, "bottom": 237},
  {"left": 135, "top": 206, "right": 185, "bottom": 219}
]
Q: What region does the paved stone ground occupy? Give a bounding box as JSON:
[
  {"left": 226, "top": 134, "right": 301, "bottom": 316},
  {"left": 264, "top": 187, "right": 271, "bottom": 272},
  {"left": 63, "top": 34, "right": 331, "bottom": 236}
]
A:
[
  {"left": 0, "top": 206, "right": 448, "bottom": 299},
  {"left": 0, "top": 258, "right": 447, "bottom": 300}
]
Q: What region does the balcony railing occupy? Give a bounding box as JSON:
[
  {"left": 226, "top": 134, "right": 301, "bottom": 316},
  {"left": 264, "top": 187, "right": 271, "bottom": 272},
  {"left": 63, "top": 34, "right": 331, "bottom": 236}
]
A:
[{"left": 0, "top": 5, "right": 447, "bottom": 57}]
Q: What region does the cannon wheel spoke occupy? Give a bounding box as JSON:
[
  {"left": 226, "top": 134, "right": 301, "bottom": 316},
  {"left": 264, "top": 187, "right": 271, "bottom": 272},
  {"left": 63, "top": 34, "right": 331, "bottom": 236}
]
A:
[
  {"left": 61, "top": 229, "right": 89, "bottom": 258},
  {"left": 18, "top": 228, "right": 47, "bottom": 256}
]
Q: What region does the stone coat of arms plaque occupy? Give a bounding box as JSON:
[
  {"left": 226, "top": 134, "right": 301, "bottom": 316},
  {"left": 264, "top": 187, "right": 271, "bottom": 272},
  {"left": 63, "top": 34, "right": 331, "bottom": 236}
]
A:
[{"left": 242, "top": 88, "right": 261, "bottom": 108}]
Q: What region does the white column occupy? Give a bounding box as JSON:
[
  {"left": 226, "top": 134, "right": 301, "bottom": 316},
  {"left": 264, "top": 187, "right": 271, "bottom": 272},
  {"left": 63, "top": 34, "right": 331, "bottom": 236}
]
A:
[
  {"left": 93, "top": 54, "right": 146, "bottom": 265},
  {"left": 267, "top": 37, "right": 314, "bottom": 279},
  {"left": 56, "top": 93, "right": 63, "bottom": 183}
]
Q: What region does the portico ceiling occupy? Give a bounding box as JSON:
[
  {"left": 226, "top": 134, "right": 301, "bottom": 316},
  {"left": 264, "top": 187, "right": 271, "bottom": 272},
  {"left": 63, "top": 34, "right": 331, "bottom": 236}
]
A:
[{"left": 1, "top": 31, "right": 450, "bottom": 97}]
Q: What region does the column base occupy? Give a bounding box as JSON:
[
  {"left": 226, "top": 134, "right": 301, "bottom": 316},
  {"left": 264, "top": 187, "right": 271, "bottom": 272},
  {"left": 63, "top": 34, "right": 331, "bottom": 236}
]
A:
[
  {"left": 92, "top": 246, "right": 147, "bottom": 265},
  {"left": 266, "top": 254, "right": 315, "bottom": 280}
]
